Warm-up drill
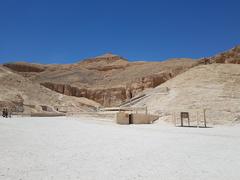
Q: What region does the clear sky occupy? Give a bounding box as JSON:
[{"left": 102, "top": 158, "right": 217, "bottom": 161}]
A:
[{"left": 0, "top": 0, "right": 240, "bottom": 64}]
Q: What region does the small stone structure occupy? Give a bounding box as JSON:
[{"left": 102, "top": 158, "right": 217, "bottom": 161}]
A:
[
  {"left": 173, "top": 109, "right": 207, "bottom": 127},
  {"left": 116, "top": 112, "right": 159, "bottom": 125}
]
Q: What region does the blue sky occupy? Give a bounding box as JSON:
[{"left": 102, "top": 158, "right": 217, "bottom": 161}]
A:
[{"left": 0, "top": 0, "right": 240, "bottom": 64}]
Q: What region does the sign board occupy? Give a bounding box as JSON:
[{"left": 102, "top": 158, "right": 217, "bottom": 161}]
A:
[{"left": 181, "top": 112, "right": 189, "bottom": 119}]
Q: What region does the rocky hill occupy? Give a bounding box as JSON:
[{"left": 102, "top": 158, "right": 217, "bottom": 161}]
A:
[
  {"left": 2, "top": 45, "right": 240, "bottom": 116},
  {"left": 3, "top": 53, "right": 198, "bottom": 107},
  {"left": 132, "top": 63, "right": 240, "bottom": 124},
  {"left": 0, "top": 65, "right": 100, "bottom": 114}
]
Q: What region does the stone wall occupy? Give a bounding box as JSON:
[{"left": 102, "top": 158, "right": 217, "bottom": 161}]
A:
[{"left": 116, "top": 112, "right": 159, "bottom": 124}]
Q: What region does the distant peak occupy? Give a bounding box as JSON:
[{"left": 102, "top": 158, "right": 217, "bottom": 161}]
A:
[
  {"left": 95, "top": 53, "right": 118, "bottom": 58},
  {"left": 96, "top": 53, "right": 118, "bottom": 58},
  {"left": 81, "top": 53, "right": 128, "bottom": 63}
]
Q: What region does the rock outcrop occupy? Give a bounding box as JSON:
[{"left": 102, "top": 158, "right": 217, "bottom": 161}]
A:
[
  {"left": 126, "top": 72, "right": 174, "bottom": 98},
  {"left": 41, "top": 71, "right": 181, "bottom": 106},
  {"left": 41, "top": 82, "right": 127, "bottom": 107},
  {"left": 3, "top": 62, "right": 46, "bottom": 72},
  {"left": 199, "top": 45, "right": 240, "bottom": 64},
  {"left": 82, "top": 53, "right": 127, "bottom": 63}
]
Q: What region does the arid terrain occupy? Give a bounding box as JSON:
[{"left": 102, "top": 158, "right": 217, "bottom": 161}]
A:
[
  {"left": 1, "top": 46, "right": 240, "bottom": 123},
  {"left": 132, "top": 63, "right": 240, "bottom": 124},
  {"left": 0, "top": 65, "right": 100, "bottom": 114},
  {"left": 2, "top": 54, "right": 198, "bottom": 107},
  {"left": 1, "top": 47, "right": 240, "bottom": 180},
  {"left": 1, "top": 0, "right": 239, "bottom": 179}
]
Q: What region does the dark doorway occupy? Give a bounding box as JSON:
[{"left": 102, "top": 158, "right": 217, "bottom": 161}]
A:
[
  {"left": 129, "top": 91, "right": 133, "bottom": 99},
  {"left": 180, "top": 112, "right": 190, "bottom": 127},
  {"left": 129, "top": 114, "right": 133, "bottom": 124}
]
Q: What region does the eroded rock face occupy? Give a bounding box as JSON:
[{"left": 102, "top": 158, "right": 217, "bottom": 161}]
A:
[
  {"left": 41, "top": 82, "right": 127, "bottom": 107},
  {"left": 3, "top": 63, "right": 45, "bottom": 72},
  {"left": 86, "top": 64, "right": 128, "bottom": 71},
  {"left": 126, "top": 72, "right": 173, "bottom": 98},
  {"left": 82, "top": 53, "right": 127, "bottom": 64},
  {"left": 41, "top": 72, "right": 175, "bottom": 106}
]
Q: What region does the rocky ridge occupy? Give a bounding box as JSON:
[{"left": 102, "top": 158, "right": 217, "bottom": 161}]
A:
[{"left": 2, "top": 46, "right": 240, "bottom": 112}]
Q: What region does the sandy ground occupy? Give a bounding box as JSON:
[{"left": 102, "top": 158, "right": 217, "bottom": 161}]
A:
[{"left": 0, "top": 116, "right": 240, "bottom": 180}]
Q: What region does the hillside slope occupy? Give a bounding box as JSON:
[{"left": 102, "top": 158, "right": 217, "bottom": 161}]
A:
[
  {"left": 4, "top": 54, "right": 198, "bottom": 106},
  {"left": 133, "top": 64, "right": 240, "bottom": 124},
  {"left": 0, "top": 65, "right": 100, "bottom": 114}
]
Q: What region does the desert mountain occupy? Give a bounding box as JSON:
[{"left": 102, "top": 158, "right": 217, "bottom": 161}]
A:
[
  {"left": 3, "top": 53, "right": 198, "bottom": 107},
  {"left": 2, "top": 45, "right": 240, "bottom": 116}
]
